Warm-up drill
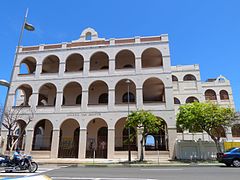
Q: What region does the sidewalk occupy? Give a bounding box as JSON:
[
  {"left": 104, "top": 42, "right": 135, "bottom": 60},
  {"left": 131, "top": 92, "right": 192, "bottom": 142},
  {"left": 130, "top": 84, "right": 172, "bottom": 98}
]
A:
[{"left": 35, "top": 158, "right": 223, "bottom": 167}]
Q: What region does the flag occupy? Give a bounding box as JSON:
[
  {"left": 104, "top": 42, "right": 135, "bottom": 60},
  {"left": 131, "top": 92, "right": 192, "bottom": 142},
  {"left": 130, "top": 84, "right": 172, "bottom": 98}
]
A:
[{"left": 24, "top": 22, "right": 35, "bottom": 31}]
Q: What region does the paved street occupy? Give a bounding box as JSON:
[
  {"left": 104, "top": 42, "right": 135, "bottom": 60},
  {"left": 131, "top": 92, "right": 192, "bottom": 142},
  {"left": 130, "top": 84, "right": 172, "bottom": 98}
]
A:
[{"left": 1, "top": 165, "right": 240, "bottom": 180}]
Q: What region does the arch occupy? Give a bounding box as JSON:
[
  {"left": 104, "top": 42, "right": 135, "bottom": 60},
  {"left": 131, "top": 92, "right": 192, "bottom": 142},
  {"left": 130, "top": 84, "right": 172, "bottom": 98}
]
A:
[
  {"left": 174, "top": 97, "right": 181, "bottom": 104},
  {"left": 205, "top": 89, "right": 217, "bottom": 101},
  {"left": 13, "top": 120, "right": 27, "bottom": 150},
  {"left": 42, "top": 55, "right": 60, "bottom": 73},
  {"left": 19, "top": 56, "right": 36, "bottom": 74},
  {"left": 232, "top": 124, "right": 240, "bottom": 137},
  {"left": 14, "top": 84, "right": 33, "bottom": 106},
  {"left": 88, "top": 81, "right": 108, "bottom": 105},
  {"left": 86, "top": 118, "right": 108, "bottom": 158},
  {"left": 172, "top": 75, "right": 178, "bottom": 82},
  {"left": 115, "top": 79, "right": 136, "bottom": 104},
  {"left": 65, "top": 53, "right": 84, "bottom": 72},
  {"left": 90, "top": 51, "right": 109, "bottom": 71},
  {"left": 186, "top": 96, "right": 199, "bottom": 103},
  {"left": 62, "top": 82, "right": 82, "bottom": 106},
  {"left": 143, "top": 77, "right": 165, "bottom": 103},
  {"left": 114, "top": 117, "right": 137, "bottom": 151},
  {"left": 115, "top": 49, "right": 135, "bottom": 69},
  {"left": 38, "top": 83, "right": 57, "bottom": 106},
  {"left": 32, "top": 119, "right": 53, "bottom": 151},
  {"left": 145, "top": 118, "right": 168, "bottom": 151},
  {"left": 220, "top": 90, "right": 229, "bottom": 100},
  {"left": 58, "top": 119, "right": 80, "bottom": 158},
  {"left": 141, "top": 48, "right": 163, "bottom": 68},
  {"left": 183, "top": 74, "right": 196, "bottom": 81}
]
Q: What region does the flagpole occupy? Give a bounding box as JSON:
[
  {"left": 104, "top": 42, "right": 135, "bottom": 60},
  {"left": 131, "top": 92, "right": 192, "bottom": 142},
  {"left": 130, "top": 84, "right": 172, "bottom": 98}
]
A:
[{"left": 1, "top": 8, "right": 29, "bottom": 135}]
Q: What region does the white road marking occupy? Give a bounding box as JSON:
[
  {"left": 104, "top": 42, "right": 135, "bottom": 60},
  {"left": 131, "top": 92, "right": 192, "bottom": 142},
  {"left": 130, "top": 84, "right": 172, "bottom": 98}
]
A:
[
  {"left": 52, "top": 178, "right": 157, "bottom": 180},
  {"left": 141, "top": 168, "right": 183, "bottom": 171}
]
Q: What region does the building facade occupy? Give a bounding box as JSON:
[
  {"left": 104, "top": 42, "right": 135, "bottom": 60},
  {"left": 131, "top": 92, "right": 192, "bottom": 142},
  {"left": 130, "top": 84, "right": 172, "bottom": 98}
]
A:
[{"left": 1, "top": 28, "right": 237, "bottom": 160}]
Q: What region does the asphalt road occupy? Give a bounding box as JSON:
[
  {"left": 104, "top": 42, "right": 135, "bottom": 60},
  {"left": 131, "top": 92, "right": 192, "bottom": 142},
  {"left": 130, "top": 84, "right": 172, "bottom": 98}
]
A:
[{"left": 41, "top": 165, "right": 240, "bottom": 180}]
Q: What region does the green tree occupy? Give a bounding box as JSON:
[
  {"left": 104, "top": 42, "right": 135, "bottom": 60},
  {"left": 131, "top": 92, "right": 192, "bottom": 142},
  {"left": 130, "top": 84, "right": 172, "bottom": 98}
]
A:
[
  {"left": 125, "top": 109, "right": 164, "bottom": 161},
  {"left": 177, "top": 102, "right": 235, "bottom": 153}
]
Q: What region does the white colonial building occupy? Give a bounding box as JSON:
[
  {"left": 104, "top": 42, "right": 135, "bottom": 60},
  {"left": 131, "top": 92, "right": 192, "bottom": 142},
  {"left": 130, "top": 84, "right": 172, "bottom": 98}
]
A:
[{"left": 1, "top": 28, "right": 237, "bottom": 160}]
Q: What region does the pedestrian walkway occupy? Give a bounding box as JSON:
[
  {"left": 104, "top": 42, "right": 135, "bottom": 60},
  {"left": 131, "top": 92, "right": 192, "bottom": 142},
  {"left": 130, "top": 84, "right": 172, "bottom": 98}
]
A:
[{"left": 0, "top": 165, "right": 68, "bottom": 179}]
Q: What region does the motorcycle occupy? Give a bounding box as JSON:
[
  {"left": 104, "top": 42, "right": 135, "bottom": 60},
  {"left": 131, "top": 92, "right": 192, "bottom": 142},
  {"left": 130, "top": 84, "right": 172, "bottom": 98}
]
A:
[{"left": 0, "top": 154, "right": 38, "bottom": 173}]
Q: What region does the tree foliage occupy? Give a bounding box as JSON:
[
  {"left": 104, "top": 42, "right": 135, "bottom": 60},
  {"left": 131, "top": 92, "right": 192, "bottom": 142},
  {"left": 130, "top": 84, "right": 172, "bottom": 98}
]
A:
[
  {"left": 0, "top": 106, "right": 34, "bottom": 153},
  {"left": 125, "top": 109, "right": 164, "bottom": 161},
  {"left": 177, "top": 102, "right": 235, "bottom": 153}
]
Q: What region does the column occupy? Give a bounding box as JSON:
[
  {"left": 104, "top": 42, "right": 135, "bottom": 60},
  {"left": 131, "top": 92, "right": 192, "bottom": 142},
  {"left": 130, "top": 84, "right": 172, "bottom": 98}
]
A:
[
  {"left": 168, "top": 128, "right": 177, "bottom": 159},
  {"left": 83, "top": 61, "right": 89, "bottom": 77},
  {"left": 81, "top": 90, "right": 88, "bottom": 111},
  {"left": 109, "top": 58, "right": 115, "bottom": 75},
  {"left": 24, "top": 129, "right": 34, "bottom": 155},
  {"left": 136, "top": 87, "right": 143, "bottom": 109},
  {"left": 29, "top": 92, "right": 38, "bottom": 111},
  {"left": 59, "top": 62, "right": 65, "bottom": 78},
  {"left": 107, "top": 128, "right": 115, "bottom": 159},
  {"left": 108, "top": 89, "right": 115, "bottom": 111},
  {"left": 35, "top": 64, "right": 42, "bottom": 79},
  {"left": 50, "top": 129, "right": 60, "bottom": 159},
  {"left": 165, "top": 86, "right": 174, "bottom": 110},
  {"left": 0, "top": 130, "right": 8, "bottom": 154},
  {"left": 79, "top": 128, "right": 87, "bottom": 159},
  {"left": 55, "top": 91, "right": 63, "bottom": 112},
  {"left": 135, "top": 56, "right": 141, "bottom": 74}
]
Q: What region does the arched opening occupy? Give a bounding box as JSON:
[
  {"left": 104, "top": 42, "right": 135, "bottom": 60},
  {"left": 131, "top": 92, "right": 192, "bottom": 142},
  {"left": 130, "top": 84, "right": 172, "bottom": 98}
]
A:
[
  {"left": 86, "top": 32, "right": 92, "bottom": 41},
  {"left": 58, "top": 119, "right": 80, "bottom": 158},
  {"left": 90, "top": 52, "right": 109, "bottom": 71},
  {"left": 220, "top": 90, "right": 229, "bottom": 100},
  {"left": 62, "top": 82, "right": 82, "bottom": 106},
  {"left": 145, "top": 118, "right": 168, "bottom": 151},
  {"left": 186, "top": 96, "right": 199, "bottom": 103},
  {"left": 65, "top": 53, "right": 84, "bottom": 72},
  {"left": 205, "top": 89, "right": 217, "bottom": 101},
  {"left": 42, "top": 55, "right": 60, "bottom": 73},
  {"left": 172, "top": 75, "right": 178, "bottom": 82},
  {"left": 115, "top": 50, "right": 135, "bottom": 69},
  {"left": 141, "top": 48, "right": 163, "bottom": 68},
  {"left": 98, "top": 93, "right": 108, "bottom": 104},
  {"left": 232, "top": 124, "right": 240, "bottom": 137},
  {"left": 174, "top": 97, "right": 181, "bottom": 104},
  {"left": 88, "top": 81, "right": 108, "bottom": 105},
  {"left": 86, "top": 118, "right": 108, "bottom": 158},
  {"left": 183, "top": 74, "right": 196, "bottom": 81},
  {"left": 19, "top": 57, "right": 36, "bottom": 74},
  {"left": 115, "top": 117, "right": 137, "bottom": 151},
  {"left": 143, "top": 77, "right": 165, "bottom": 103},
  {"left": 32, "top": 119, "right": 53, "bottom": 151},
  {"left": 115, "top": 79, "right": 136, "bottom": 104},
  {"left": 13, "top": 120, "right": 26, "bottom": 150},
  {"left": 14, "top": 84, "right": 32, "bottom": 106},
  {"left": 38, "top": 83, "right": 57, "bottom": 106}
]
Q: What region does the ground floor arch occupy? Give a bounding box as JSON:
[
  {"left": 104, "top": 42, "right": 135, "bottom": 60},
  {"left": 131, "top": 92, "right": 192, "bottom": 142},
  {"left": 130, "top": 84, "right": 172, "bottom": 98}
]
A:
[
  {"left": 58, "top": 119, "right": 80, "bottom": 158},
  {"left": 32, "top": 119, "right": 53, "bottom": 151},
  {"left": 145, "top": 118, "right": 168, "bottom": 151},
  {"left": 115, "top": 117, "right": 137, "bottom": 151},
  {"left": 86, "top": 118, "right": 108, "bottom": 158}
]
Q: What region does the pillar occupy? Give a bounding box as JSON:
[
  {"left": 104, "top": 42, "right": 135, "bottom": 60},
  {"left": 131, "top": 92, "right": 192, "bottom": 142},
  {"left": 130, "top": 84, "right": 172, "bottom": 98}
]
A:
[
  {"left": 108, "top": 89, "right": 115, "bottom": 111},
  {"left": 168, "top": 128, "right": 177, "bottom": 159},
  {"left": 24, "top": 129, "right": 34, "bottom": 155},
  {"left": 136, "top": 87, "right": 143, "bottom": 109},
  {"left": 135, "top": 56, "right": 141, "bottom": 74},
  {"left": 79, "top": 128, "right": 87, "bottom": 159},
  {"left": 137, "top": 128, "right": 143, "bottom": 159},
  {"left": 50, "top": 129, "right": 60, "bottom": 159},
  {"left": 107, "top": 128, "right": 115, "bottom": 159}
]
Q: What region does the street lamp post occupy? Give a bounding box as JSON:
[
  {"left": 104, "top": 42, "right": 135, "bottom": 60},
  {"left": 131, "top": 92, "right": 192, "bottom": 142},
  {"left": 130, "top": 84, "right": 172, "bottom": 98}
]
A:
[
  {"left": 125, "top": 79, "right": 131, "bottom": 162},
  {"left": 0, "top": 79, "right": 10, "bottom": 133}
]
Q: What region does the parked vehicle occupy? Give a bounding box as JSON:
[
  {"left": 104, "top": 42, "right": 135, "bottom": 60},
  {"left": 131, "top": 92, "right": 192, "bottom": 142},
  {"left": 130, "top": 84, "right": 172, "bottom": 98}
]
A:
[
  {"left": 217, "top": 147, "right": 240, "bottom": 167},
  {"left": 0, "top": 154, "right": 38, "bottom": 172}
]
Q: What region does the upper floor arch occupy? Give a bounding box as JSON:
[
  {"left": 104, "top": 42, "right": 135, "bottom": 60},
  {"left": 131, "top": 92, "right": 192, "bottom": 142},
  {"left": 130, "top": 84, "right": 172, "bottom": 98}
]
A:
[
  {"left": 19, "top": 56, "right": 36, "bottom": 75},
  {"left": 183, "top": 74, "right": 197, "bottom": 81},
  {"left": 115, "top": 49, "right": 135, "bottom": 69},
  {"left": 90, "top": 51, "right": 109, "bottom": 71},
  {"left": 141, "top": 48, "right": 163, "bottom": 68},
  {"left": 42, "top": 55, "right": 60, "bottom": 73},
  {"left": 65, "top": 53, "right": 84, "bottom": 72}
]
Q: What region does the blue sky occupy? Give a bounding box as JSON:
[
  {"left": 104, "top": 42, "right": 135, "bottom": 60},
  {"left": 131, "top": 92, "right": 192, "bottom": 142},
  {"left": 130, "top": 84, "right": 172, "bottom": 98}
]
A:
[{"left": 0, "top": 0, "right": 239, "bottom": 110}]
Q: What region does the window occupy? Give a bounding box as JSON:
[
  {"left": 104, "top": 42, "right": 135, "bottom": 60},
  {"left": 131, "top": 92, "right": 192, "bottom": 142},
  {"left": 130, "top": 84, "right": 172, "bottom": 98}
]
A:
[
  {"left": 122, "top": 92, "right": 135, "bottom": 103},
  {"left": 99, "top": 93, "right": 108, "bottom": 104}
]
